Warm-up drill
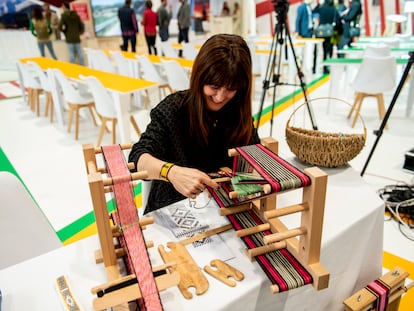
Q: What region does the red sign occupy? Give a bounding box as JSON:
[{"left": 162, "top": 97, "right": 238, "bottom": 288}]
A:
[{"left": 71, "top": 2, "right": 89, "bottom": 21}]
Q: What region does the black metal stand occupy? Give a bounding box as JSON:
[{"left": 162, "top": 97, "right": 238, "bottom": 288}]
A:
[
  {"left": 361, "top": 51, "right": 414, "bottom": 177},
  {"left": 256, "top": 2, "right": 317, "bottom": 135}
]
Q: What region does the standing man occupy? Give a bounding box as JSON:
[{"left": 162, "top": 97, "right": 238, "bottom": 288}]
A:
[
  {"left": 295, "top": 0, "right": 314, "bottom": 38},
  {"left": 59, "top": 2, "right": 85, "bottom": 65},
  {"left": 118, "top": 0, "right": 139, "bottom": 52},
  {"left": 337, "top": 0, "right": 362, "bottom": 56},
  {"left": 177, "top": 0, "right": 190, "bottom": 57},
  {"left": 157, "top": 0, "right": 172, "bottom": 42}
]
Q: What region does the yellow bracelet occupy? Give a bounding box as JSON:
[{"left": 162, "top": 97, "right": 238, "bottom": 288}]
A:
[{"left": 160, "top": 162, "right": 174, "bottom": 182}]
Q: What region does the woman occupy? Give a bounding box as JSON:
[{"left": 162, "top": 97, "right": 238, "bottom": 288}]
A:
[
  {"left": 30, "top": 6, "right": 58, "bottom": 59},
  {"left": 141, "top": 0, "right": 158, "bottom": 55},
  {"left": 128, "top": 34, "right": 260, "bottom": 214}
]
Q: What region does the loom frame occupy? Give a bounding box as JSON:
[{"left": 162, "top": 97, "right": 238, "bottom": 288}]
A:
[
  {"left": 219, "top": 137, "right": 330, "bottom": 292},
  {"left": 82, "top": 144, "right": 179, "bottom": 311}
]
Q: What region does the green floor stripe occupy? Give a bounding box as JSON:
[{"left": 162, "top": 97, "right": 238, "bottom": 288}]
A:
[
  {"left": 0, "top": 147, "right": 21, "bottom": 179},
  {"left": 56, "top": 182, "right": 143, "bottom": 242}
]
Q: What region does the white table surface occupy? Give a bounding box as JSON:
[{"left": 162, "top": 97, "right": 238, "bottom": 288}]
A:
[{"left": 0, "top": 164, "right": 384, "bottom": 311}]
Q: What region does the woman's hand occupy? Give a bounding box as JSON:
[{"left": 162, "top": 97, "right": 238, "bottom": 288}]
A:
[{"left": 167, "top": 165, "right": 219, "bottom": 199}]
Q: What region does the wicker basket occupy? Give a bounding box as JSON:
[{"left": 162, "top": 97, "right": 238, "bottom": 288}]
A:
[{"left": 285, "top": 98, "right": 367, "bottom": 168}]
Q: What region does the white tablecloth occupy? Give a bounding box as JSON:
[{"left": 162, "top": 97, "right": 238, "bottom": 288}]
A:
[{"left": 0, "top": 164, "right": 384, "bottom": 311}]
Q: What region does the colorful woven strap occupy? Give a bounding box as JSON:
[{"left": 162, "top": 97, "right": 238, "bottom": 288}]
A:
[
  {"left": 366, "top": 280, "right": 390, "bottom": 311},
  {"left": 101, "top": 145, "right": 163, "bottom": 311}
]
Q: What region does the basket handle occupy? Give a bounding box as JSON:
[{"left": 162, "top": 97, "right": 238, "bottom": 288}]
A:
[{"left": 286, "top": 97, "right": 367, "bottom": 140}]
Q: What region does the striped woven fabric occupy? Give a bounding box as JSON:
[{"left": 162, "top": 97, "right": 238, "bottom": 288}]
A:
[
  {"left": 209, "top": 144, "right": 311, "bottom": 207},
  {"left": 208, "top": 144, "right": 314, "bottom": 291},
  {"left": 366, "top": 280, "right": 390, "bottom": 311},
  {"left": 227, "top": 208, "right": 313, "bottom": 292},
  {"left": 102, "top": 145, "right": 163, "bottom": 311},
  {"left": 233, "top": 144, "right": 311, "bottom": 193}
]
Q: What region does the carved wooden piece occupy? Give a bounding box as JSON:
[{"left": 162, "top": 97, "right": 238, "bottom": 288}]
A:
[
  {"left": 204, "top": 259, "right": 244, "bottom": 287},
  {"left": 158, "top": 242, "right": 209, "bottom": 299}
]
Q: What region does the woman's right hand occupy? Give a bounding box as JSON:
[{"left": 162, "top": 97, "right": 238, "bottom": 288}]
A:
[{"left": 167, "top": 165, "right": 219, "bottom": 199}]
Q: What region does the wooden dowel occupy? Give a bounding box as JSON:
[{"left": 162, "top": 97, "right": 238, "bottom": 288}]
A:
[
  {"left": 263, "top": 227, "right": 307, "bottom": 245},
  {"left": 219, "top": 203, "right": 251, "bottom": 216},
  {"left": 263, "top": 203, "right": 309, "bottom": 220},
  {"left": 236, "top": 223, "right": 271, "bottom": 238},
  {"left": 179, "top": 224, "right": 233, "bottom": 245},
  {"left": 94, "top": 144, "right": 132, "bottom": 154},
  {"left": 246, "top": 241, "right": 287, "bottom": 260},
  {"left": 228, "top": 148, "right": 239, "bottom": 157},
  {"left": 212, "top": 176, "right": 231, "bottom": 183},
  {"left": 103, "top": 171, "right": 148, "bottom": 186}
]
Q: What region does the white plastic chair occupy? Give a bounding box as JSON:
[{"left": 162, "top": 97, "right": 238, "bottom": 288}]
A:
[
  {"left": 137, "top": 55, "right": 172, "bottom": 100},
  {"left": 27, "top": 61, "right": 54, "bottom": 122},
  {"left": 160, "top": 59, "right": 189, "bottom": 92},
  {"left": 16, "top": 61, "right": 43, "bottom": 115},
  {"left": 182, "top": 42, "right": 198, "bottom": 60},
  {"left": 52, "top": 68, "right": 98, "bottom": 140},
  {"left": 362, "top": 44, "right": 391, "bottom": 57},
  {"left": 89, "top": 49, "right": 117, "bottom": 73},
  {"left": 0, "top": 171, "right": 61, "bottom": 269},
  {"left": 160, "top": 41, "right": 178, "bottom": 58},
  {"left": 80, "top": 75, "right": 146, "bottom": 146},
  {"left": 110, "top": 51, "right": 133, "bottom": 76},
  {"left": 348, "top": 55, "right": 397, "bottom": 128}
]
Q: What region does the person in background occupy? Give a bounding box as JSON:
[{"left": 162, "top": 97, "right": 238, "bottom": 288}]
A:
[
  {"left": 331, "top": 0, "right": 347, "bottom": 49},
  {"left": 177, "top": 0, "right": 191, "bottom": 57},
  {"left": 295, "top": 0, "right": 314, "bottom": 38},
  {"left": 157, "top": 0, "right": 172, "bottom": 42},
  {"left": 337, "top": 0, "right": 362, "bottom": 56},
  {"left": 30, "top": 5, "right": 58, "bottom": 59},
  {"left": 128, "top": 34, "right": 260, "bottom": 214},
  {"left": 58, "top": 2, "right": 85, "bottom": 65},
  {"left": 232, "top": 2, "right": 241, "bottom": 36},
  {"left": 221, "top": 1, "right": 230, "bottom": 16},
  {"left": 118, "top": 0, "right": 139, "bottom": 52},
  {"left": 141, "top": 0, "right": 157, "bottom": 55},
  {"left": 43, "top": 3, "right": 60, "bottom": 40},
  {"left": 313, "top": 0, "right": 339, "bottom": 73}
]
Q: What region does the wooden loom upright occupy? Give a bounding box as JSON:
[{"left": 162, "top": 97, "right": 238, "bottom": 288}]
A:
[
  {"left": 82, "top": 144, "right": 179, "bottom": 311},
  {"left": 210, "top": 137, "right": 330, "bottom": 292}
]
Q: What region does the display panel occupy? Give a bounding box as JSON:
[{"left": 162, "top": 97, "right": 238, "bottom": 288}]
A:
[{"left": 90, "top": 0, "right": 145, "bottom": 37}]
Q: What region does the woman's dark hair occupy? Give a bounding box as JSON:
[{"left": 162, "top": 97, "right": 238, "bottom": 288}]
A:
[
  {"left": 188, "top": 34, "right": 253, "bottom": 147},
  {"left": 145, "top": 0, "right": 152, "bottom": 9},
  {"left": 32, "top": 6, "right": 44, "bottom": 20}
]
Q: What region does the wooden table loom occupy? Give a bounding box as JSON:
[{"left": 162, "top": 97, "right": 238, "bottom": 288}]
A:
[
  {"left": 207, "top": 137, "right": 330, "bottom": 293},
  {"left": 343, "top": 266, "right": 413, "bottom": 311},
  {"left": 82, "top": 144, "right": 179, "bottom": 311}
]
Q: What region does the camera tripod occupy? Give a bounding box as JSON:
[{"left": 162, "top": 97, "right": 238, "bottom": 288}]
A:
[
  {"left": 256, "top": 1, "right": 317, "bottom": 134},
  {"left": 361, "top": 51, "right": 414, "bottom": 177}
]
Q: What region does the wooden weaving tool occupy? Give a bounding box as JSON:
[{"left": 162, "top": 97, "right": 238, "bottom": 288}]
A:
[
  {"left": 343, "top": 266, "right": 414, "bottom": 311},
  {"left": 206, "top": 137, "right": 330, "bottom": 293},
  {"left": 82, "top": 144, "right": 179, "bottom": 311}
]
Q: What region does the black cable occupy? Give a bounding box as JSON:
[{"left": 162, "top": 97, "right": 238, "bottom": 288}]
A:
[{"left": 378, "top": 183, "right": 414, "bottom": 241}]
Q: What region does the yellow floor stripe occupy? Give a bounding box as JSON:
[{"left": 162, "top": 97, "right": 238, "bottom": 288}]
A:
[{"left": 383, "top": 251, "right": 414, "bottom": 311}]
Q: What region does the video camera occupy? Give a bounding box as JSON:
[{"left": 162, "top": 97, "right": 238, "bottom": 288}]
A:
[{"left": 272, "top": 0, "right": 290, "bottom": 22}]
